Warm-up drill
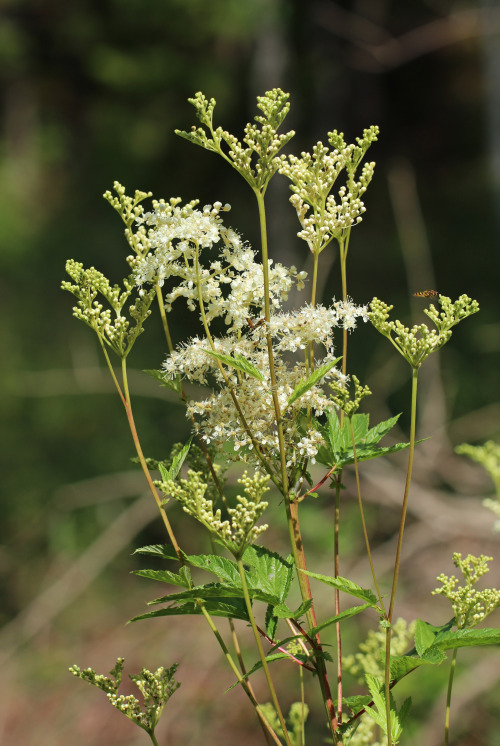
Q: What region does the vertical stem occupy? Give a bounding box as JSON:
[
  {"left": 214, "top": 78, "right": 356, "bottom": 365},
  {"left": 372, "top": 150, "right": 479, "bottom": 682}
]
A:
[
  {"left": 333, "top": 233, "right": 350, "bottom": 727},
  {"left": 444, "top": 649, "right": 458, "bottom": 746},
  {"left": 349, "top": 419, "right": 385, "bottom": 612},
  {"left": 334, "top": 476, "right": 342, "bottom": 723},
  {"left": 237, "top": 559, "right": 294, "bottom": 746},
  {"left": 255, "top": 190, "right": 289, "bottom": 494},
  {"left": 255, "top": 190, "right": 338, "bottom": 741},
  {"left": 384, "top": 366, "right": 419, "bottom": 746},
  {"left": 148, "top": 730, "right": 160, "bottom": 746}
]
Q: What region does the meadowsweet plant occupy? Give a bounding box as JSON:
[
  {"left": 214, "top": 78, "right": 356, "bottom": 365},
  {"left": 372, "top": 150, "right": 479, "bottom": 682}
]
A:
[{"left": 63, "top": 89, "right": 499, "bottom": 746}]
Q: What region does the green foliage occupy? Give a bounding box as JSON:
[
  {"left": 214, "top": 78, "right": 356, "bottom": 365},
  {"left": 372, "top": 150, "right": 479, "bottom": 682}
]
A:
[
  {"left": 363, "top": 673, "right": 411, "bottom": 745},
  {"left": 203, "top": 349, "right": 265, "bottom": 381},
  {"left": 299, "top": 569, "right": 379, "bottom": 608},
  {"left": 286, "top": 358, "right": 342, "bottom": 408},
  {"left": 315, "top": 411, "right": 414, "bottom": 470}
]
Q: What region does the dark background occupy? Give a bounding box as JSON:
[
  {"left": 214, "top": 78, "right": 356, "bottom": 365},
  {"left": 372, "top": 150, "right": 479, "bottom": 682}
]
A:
[{"left": 1, "top": 1, "right": 500, "bottom": 744}]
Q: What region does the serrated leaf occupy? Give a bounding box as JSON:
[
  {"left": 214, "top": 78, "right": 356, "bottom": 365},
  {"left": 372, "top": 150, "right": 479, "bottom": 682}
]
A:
[
  {"left": 180, "top": 553, "right": 242, "bottom": 585},
  {"left": 309, "top": 602, "right": 374, "bottom": 636},
  {"left": 413, "top": 617, "right": 455, "bottom": 656},
  {"left": 133, "top": 544, "right": 183, "bottom": 561},
  {"left": 134, "top": 568, "right": 190, "bottom": 588},
  {"left": 389, "top": 654, "right": 440, "bottom": 682},
  {"left": 148, "top": 580, "right": 280, "bottom": 606},
  {"left": 287, "top": 358, "right": 341, "bottom": 407},
  {"left": 243, "top": 545, "right": 294, "bottom": 604},
  {"left": 315, "top": 411, "right": 416, "bottom": 470},
  {"left": 364, "top": 414, "right": 401, "bottom": 444},
  {"left": 158, "top": 438, "right": 192, "bottom": 482},
  {"left": 146, "top": 582, "right": 244, "bottom": 605},
  {"left": 341, "top": 694, "right": 372, "bottom": 715},
  {"left": 270, "top": 599, "right": 313, "bottom": 620},
  {"left": 434, "top": 627, "right": 500, "bottom": 650},
  {"left": 300, "top": 570, "right": 379, "bottom": 607},
  {"left": 129, "top": 596, "right": 249, "bottom": 623},
  {"left": 203, "top": 349, "right": 264, "bottom": 381}
]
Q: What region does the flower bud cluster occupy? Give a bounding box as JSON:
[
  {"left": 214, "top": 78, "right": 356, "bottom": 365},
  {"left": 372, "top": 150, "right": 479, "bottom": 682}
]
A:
[
  {"left": 368, "top": 295, "right": 479, "bottom": 369},
  {"left": 331, "top": 374, "right": 371, "bottom": 418},
  {"left": 62, "top": 260, "right": 155, "bottom": 357},
  {"left": 432, "top": 553, "right": 500, "bottom": 629},
  {"left": 159, "top": 469, "right": 269, "bottom": 557},
  {"left": 276, "top": 126, "right": 378, "bottom": 256},
  {"left": 175, "top": 88, "right": 295, "bottom": 191},
  {"left": 70, "top": 659, "right": 180, "bottom": 735},
  {"left": 423, "top": 294, "right": 479, "bottom": 332}
]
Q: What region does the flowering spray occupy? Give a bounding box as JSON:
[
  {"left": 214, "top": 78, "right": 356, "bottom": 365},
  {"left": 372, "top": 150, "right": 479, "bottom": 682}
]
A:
[{"left": 63, "top": 89, "right": 497, "bottom": 746}]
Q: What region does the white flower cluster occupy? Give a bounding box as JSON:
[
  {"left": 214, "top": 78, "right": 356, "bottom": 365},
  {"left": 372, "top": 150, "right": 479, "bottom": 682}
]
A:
[
  {"left": 134, "top": 200, "right": 306, "bottom": 325},
  {"left": 164, "top": 300, "right": 365, "bottom": 469},
  {"left": 134, "top": 199, "right": 367, "bottom": 471}
]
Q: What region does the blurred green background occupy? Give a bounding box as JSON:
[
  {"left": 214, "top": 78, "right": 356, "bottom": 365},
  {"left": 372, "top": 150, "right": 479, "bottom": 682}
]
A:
[{"left": 1, "top": 1, "right": 500, "bottom": 744}]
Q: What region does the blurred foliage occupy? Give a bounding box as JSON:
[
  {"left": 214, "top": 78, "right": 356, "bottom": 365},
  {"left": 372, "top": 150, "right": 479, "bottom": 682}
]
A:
[{"left": 1, "top": 1, "right": 500, "bottom": 744}]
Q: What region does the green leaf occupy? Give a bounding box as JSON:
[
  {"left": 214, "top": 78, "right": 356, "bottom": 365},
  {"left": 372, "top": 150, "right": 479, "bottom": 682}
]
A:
[
  {"left": 300, "top": 570, "right": 379, "bottom": 607},
  {"left": 341, "top": 694, "right": 372, "bottom": 715},
  {"left": 309, "top": 602, "right": 374, "bottom": 636},
  {"left": 129, "top": 597, "right": 249, "bottom": 623},
  {"left": 181, "top": 553, "right": 242, "bottom": 586},
  {"left": 143, "top": 368, "right": 181, "bottom": 394},
  {"left": 315, "top": 411, "right": 417, "bottom": 469},
  {"left": 287, "top": 358, "right": 341, "bottom": 408},
  {"left": 147, "top": 581, "right": 279, "bottom": 606},
  {"left": 158, "top": 438, "right": 192, "bottom": 482},
  {"left": 243, "top": 545, "right": 294, "bottom": 605},
  {"left": 389, "top": 654, "right": 441, "bottom": 682},
  {"left": 134, "top": 569, "right": 190, "bottom": 588},
  {"left": 133, "top": 546, "right": 243, "bottom": 586},
  {"left": 414, "top": 617, "right": 455, "bottom": 656},
  {"left": 133, "top": 544, "right": 184, "bottom": 561},
  {"left": 147, "top": 582, "right": 245, "bottom": 605},
  {"left": 364, "top": 414, "right": 401, "bottom": 444},
  {"left": 271, "top": 600, "right": 314, "bottom": 620},
  {"left": 364, "top": 674, "right": 410, "bottom": 743},
  {"left": 203, "top": 350, "right": 264, "bottom": 381},
  {"left": 433, "top": 627, "right": 500, "bottom": 651}
]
